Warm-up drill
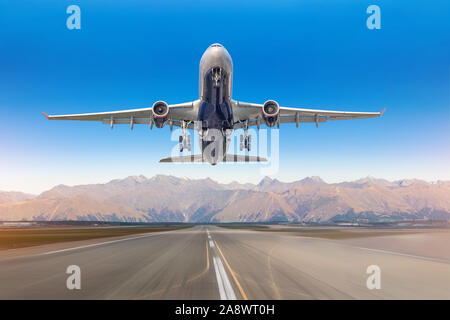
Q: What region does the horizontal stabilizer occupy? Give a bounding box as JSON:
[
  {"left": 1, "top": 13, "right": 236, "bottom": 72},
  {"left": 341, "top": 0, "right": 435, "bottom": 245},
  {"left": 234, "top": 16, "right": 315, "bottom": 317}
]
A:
[
  {"left": 159, "top": 154, "right": 268, "bottom": 163},
  {"left": 223, "top": 155, "right": 268, "bottom": 162},
  {"left": 160, "top": 155, "right": 204, "bottom": 163}
]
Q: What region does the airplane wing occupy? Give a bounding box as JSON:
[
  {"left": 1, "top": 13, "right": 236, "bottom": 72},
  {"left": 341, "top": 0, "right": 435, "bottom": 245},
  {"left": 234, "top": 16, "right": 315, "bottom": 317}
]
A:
[
  {"left": 43, "top": 101, "right": 198, "bottom": 128},
  {"left": 233, "top": 100, "right": 385, "bottom": 129}
]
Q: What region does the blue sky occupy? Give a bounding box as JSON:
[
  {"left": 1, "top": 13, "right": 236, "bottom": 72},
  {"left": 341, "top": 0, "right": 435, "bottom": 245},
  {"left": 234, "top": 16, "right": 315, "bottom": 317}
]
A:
[{"left": 0, "top": 0, "right": 449, "bottom": 194}]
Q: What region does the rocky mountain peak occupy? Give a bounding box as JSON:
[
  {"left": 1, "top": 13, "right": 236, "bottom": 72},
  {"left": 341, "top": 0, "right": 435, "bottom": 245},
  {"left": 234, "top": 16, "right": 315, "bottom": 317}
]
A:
[{"left": 258, "top": 176, "right": 274, "bottom": 187}]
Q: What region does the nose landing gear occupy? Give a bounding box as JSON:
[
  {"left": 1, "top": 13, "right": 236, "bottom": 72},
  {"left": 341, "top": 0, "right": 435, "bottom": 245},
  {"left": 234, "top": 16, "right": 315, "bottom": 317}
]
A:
[{"left": 212, "top": 67, "right": 222, "bottom": 88}]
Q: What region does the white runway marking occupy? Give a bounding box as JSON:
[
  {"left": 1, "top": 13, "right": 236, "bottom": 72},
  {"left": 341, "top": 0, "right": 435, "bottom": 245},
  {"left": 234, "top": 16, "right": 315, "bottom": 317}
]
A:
[
  {"left": 36, "top": 233, "right": 157, "bottom": 256},
  {"left": 357, "top": 246, "right": 450, "bottom": 264},
  {"left": 208, "top": 231, "right": 237, "bottom": 300},
  {"left": 213, "top": 256, "right": 236, "bottom": 300},
  {"left": 289, "top": 233, "right": 450, "bottom": 264}
]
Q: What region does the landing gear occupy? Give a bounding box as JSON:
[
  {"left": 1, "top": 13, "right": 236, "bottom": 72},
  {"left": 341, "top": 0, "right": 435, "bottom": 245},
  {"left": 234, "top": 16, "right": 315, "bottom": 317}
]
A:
[
  {"left": 240, "top": 134, "right": 251, "bottom": 151},
  {"left": 179, "top": 121, "right": 191, "bottom": 152},
  {"left": 212, "top": 67, "right": 222, "bottom": 88},
  {"left": 239, "top": 122, "right": 251, "bottom": 151},
  {"left": 179, "top": 134, "right": 191, "bottom": 152}
]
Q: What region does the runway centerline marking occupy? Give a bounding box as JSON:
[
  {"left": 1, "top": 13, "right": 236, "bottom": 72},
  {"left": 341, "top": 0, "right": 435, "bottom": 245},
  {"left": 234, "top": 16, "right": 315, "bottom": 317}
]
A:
[
  {"left": 214, "top": 239, "right": 248, "bottom": 300},
  {"left": 213, "top": 257, "right": 227, "bottom": 299},
  {"left": 213, "top": 256, "right": 236, "bottom": 300},
  {"left": 207, "top": 228, "right": 238, "bottom": 300}
]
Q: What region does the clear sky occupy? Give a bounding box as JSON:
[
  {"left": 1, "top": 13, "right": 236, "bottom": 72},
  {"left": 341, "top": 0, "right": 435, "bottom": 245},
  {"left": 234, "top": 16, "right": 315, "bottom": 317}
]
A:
[{"left": 0, "top": 0, "right": 449, "bottom": 194}]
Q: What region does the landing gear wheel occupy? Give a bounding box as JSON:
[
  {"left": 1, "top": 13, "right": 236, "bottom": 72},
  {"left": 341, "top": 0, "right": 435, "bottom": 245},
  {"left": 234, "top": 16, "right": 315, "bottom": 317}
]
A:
[
  {"left": 179, "top": 135, "right": 184, "bottom": 152},
  {"left": 240, "top": 134, "right": 252, "bottom": 152},
  {"left": 183, "top": 135, "right": 191, "bottom": 152},
  {"left": 179, "top": 133, "right": 192, "bottom": 152}
]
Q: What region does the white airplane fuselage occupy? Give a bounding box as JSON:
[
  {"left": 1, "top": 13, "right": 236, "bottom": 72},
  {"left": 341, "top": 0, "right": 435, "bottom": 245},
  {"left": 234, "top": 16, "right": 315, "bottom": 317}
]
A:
[{"left": 197, "top": 43, "right": 234, "bottom": 165}]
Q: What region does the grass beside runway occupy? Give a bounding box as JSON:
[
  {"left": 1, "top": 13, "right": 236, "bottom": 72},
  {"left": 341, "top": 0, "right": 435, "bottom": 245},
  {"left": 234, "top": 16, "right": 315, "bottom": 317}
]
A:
[{"left": 0, "top": 225, "right": 192, "bottom": 250}]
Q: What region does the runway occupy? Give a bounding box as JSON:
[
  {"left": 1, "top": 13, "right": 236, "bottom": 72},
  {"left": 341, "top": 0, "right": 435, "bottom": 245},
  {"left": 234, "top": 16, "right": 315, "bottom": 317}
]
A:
[{"left": 0, "top": 226, "right": 449, "bottom": 299}]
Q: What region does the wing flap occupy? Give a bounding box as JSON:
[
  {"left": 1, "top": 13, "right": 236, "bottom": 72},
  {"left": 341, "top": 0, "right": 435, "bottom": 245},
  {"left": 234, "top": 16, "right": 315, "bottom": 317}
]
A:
[
  {"left": 45, "top": 107, "right": 153, "bottom": 121},
  {"left": 234, "top": 100, "right": 385, "bottom": 128},
  {"left": 278, "top": 106, "right": 383, "bottom": 119},
  {"left": 44, "top": 101, "right": 197, "bottom": 123}
]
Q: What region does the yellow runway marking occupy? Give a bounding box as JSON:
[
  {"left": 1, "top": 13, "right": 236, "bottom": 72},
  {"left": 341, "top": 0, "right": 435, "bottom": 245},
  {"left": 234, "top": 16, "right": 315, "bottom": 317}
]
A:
[
  {"left": 267, "top": 245, "right": 282, "bottom": 299},
  {"left": 186, "top": 238, "right": 210, "bottom": 284},
  {"left": 214, "top": 240, "right": 248, "bottom": 300}
]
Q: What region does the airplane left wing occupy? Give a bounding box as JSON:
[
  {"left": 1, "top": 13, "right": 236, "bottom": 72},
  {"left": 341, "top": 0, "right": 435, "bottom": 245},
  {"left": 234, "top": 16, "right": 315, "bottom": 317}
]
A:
[
  {"left": 43, "top": 101, "right": 198, "bottom": 128},
  {"left": 233, "top": 100, "right": 385, "bottom": 128}
]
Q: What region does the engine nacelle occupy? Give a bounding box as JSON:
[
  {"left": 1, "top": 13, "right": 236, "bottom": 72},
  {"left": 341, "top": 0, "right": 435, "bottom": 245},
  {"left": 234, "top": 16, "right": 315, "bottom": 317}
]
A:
[
  {"left": 262, "top": 100, "right": 280, "bottom": 127},
  {"left": 151, "top": 101, "right": 169, "bottom": 128}
]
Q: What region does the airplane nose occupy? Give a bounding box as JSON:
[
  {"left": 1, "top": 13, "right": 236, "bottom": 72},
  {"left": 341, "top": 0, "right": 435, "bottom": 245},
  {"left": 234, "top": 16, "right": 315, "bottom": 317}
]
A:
[{"left": 210, "top": 43, "right": 223, "bottom": 48}]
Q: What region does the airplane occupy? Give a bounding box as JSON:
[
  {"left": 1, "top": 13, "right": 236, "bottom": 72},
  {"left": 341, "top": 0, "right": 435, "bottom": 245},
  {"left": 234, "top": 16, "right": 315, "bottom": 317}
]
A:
[{"left": 43, "top": 43, "right": 385, "bottom": 165}]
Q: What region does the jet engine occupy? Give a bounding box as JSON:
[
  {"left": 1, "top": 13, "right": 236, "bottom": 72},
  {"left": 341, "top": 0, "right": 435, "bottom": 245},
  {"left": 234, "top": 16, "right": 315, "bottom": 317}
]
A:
[
  {"left": 151, "top": 101, "right": 169, "bottom": 128},
  {"left": 262, "top": 100, "right": 280, "bottom": 127}
]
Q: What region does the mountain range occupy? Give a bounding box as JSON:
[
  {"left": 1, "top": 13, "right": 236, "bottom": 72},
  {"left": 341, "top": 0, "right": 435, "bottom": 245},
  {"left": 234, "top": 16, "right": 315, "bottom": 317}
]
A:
[{"left": 0, "top": 175, "right": 449, "bottom": 223}]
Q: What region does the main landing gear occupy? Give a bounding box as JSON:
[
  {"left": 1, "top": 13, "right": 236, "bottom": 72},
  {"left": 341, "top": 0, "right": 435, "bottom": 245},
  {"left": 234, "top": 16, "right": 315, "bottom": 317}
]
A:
[
  {"left": 240, "top": 122, "right": 251, "bottom": 151},
  {"left": 179, "top": 135, "right": 191, "bottom": 152},
  {"left": 179, "top": 122, "right": 191, "bottom": 152}
]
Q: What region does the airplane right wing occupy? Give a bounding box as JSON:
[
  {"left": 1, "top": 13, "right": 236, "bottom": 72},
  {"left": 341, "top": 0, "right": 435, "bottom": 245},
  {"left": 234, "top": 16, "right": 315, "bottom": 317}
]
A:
[{"left": 232, "top": 100, "right": 385, "bottom": 128}]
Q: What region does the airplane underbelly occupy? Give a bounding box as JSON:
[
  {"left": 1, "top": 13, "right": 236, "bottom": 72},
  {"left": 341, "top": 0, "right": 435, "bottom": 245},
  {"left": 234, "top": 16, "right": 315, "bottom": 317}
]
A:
[
  {"left": 198, "top": 100, "right": 233, "bottom": 130},
  {"left": 197, "top": 100, "right": 233, "bottom": 164}
]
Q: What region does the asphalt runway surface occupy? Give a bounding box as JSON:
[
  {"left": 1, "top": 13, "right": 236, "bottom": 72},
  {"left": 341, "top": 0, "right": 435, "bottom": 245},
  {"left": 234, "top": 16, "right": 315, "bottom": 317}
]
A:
[{"left": 0, "top": 226, "right": 449, "bottom": 299}]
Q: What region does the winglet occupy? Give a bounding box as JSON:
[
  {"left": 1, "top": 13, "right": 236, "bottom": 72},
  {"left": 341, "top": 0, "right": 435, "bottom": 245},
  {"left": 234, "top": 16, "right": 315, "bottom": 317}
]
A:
[
  {"left": 42, "top": 112, "right": 49, "bottom": 119},
  {"left": 380, "top": 108, "right": 386, "bottom": 116}
]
